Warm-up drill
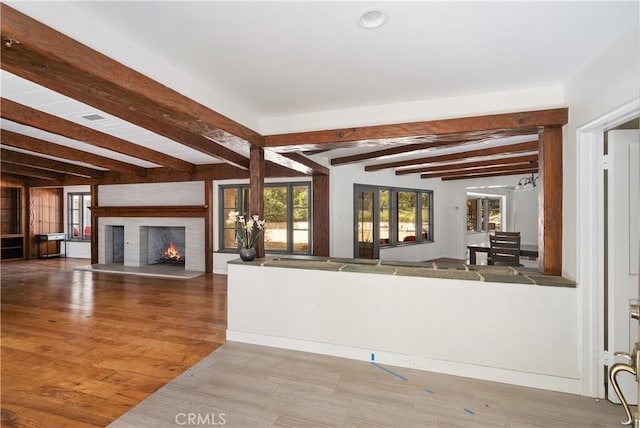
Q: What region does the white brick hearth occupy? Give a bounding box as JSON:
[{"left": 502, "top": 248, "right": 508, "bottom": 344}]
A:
[{"left": 99, "top": 217, "right": 205, "bottom": 272}]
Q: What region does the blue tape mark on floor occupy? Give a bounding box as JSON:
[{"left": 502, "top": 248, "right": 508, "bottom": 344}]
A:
[
  {"left": 425, "top": 389, "right": 434, "bottom": 394},
  {"left": 371, "top": 362, "right": 408, "bottom": 382},
  {"left": 464, "top": 408, "right": 475, "bottom": 415},
  {"left": 371, "top": 353, "right": 375, "bottom": 361}
]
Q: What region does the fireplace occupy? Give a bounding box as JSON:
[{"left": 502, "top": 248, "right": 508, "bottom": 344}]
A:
[
  {"left": 146, "top": 226, "right": 185, "bottom": 266},
  {"left": 98, "top": 217, "right": 206, "bottom": 272}
]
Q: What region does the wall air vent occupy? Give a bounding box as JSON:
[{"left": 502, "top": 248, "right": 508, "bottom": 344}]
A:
[{"left": 80, "top": 113, "right": 107, "bottom": 121}]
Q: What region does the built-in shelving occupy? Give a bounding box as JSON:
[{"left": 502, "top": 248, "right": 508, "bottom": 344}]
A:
[{"left": 1, "top": 186, "right": 25, "bottom": 260}]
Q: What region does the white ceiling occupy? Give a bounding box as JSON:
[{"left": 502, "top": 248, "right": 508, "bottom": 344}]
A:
[{"left": 12, "top": 0, "right": 637, "bottom": 121}]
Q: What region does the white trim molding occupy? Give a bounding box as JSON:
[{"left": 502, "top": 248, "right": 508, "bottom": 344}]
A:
[{"left": 576, "top": 98, "right": 640, "bottom": 397}]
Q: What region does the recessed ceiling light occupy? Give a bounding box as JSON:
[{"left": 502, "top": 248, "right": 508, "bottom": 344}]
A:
[{"left": 359, "top": 7, "right": 387, "bottom": 29}]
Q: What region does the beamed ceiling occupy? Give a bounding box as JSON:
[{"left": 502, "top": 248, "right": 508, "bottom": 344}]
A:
[{"left": 0, "top": 4, "right": 568, "bottom": 188}]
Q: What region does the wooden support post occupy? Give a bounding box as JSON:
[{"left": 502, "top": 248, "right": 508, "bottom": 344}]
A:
[
  {"left": 312, "top": 174, "right": 330, "bottom": 256},
  {"left": 24, "top": 184, "right": 31, "bottom": 260},
  {"left": 250, "top": 145, "right": 265, "bottom": 258},
  {"left": 204, "top": 180, "right": 213, "bottom": 273},
  {"left": 90, "top": 185, "right": 98, "bottom": 264},
  {"left": 538, "top": 126, "right": 563, "bottom": 276}
]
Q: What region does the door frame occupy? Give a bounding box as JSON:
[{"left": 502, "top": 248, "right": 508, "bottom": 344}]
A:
[{"left": 577, "top": 98, "right": 640, "bottom": 398}]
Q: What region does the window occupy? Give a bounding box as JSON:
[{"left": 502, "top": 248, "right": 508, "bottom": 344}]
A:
[
  {"left": 466, "top": 198, "right": 479, "bottom": 231},
  {"left": 221, "top": 187, "right": 245, "bottom": 249},
  {"left": 354, "top": 184, "right": 433, "bottom": 258},
  {"left": 466, "top": 195, "right": 502, "bottom": 232},
  {"left": 219, "top": 183, "right": 310, "bottom": 254},
  {"left": 68, "top": 193, "right": 91, "bottom": 240},
  {"left": 397, "top": 191, "right": 416, "bottom": 242},
  {"left": 379, "top": 189, "right": 390, "bottom": 245}
]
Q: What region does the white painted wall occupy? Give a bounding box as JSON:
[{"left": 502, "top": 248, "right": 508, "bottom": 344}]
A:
[
  {"left": 228, "top": 263, "right": 581, "bottom": 394},
  {"left": 566, "top": 25, "right": 640, "bottom": 397},
  {"left": 436, "top": 175, "right": 539, "bottom": 260},
  {"left": 260, "top": 85, "right": 565, "bottom": 134},
  {"left": 564, "top": 24, "right": 640, "bottom": 281},
  {"left": 509, "top": 188, "right": 539, "bottom": 246},
  {"left": 459, "top": 185, "right": 538, "bottom": 248},
  {"left": 327, "top": 163, "right": 446, "bottom": 261},
  {"left": 98, "top": 182, "right": 204, "bottom": 206}
]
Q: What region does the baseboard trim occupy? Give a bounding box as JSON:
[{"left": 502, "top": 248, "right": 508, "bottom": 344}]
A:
[{"left": 226, "top": 330, "right": 583, "bottom": 395}]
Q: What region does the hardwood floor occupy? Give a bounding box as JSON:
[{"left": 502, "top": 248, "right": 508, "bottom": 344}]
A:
[{"left": 1, "top": 258, "right": 227, "bottom": 427}]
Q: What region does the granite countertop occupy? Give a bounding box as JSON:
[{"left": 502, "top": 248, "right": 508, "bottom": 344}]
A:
[{"left": 229, "top": 255, "right": 576, "bottom": 288}]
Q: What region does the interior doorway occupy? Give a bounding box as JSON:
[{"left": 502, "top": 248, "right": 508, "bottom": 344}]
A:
[
  {"left": 577, "top": 98, "right": 640, "bottom": 398},
  {"left": 606, "top": 128, "right": 640, "bottom": 403}
]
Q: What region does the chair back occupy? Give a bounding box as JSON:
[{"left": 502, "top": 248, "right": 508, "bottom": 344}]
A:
[
  {"left": 494, "top": 231, "right": 520, "bottom": 238},
  {"left": 489, "top": 233, "right": 521, "bottom": 266}
]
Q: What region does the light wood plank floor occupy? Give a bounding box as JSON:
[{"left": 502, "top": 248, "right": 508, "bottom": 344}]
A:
[
  {"left": 112, "top": 342, "right": 627, "bottom": 428},
  {"left": 1, "top": 258, "right": 227, "bottom": 427}
]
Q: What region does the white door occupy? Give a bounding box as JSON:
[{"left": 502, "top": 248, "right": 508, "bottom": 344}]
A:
[{"left": 607, "top": 129, "right": 640, "bottom": 403}]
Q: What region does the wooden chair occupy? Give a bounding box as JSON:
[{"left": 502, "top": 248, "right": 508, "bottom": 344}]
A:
[
  {"left": 494, "top": 231, "right": 521, "bottom": 238},
  {"left": 488, "top": 233, "right": 521, "bottom": 266}
]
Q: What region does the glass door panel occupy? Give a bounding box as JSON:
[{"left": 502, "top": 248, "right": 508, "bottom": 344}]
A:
[{"left": 356, "top": 190, "right": 375, "bottom": 259}]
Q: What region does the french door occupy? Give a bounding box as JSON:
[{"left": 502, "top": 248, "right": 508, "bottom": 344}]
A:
[{"left": 354, "top": 186, "right": 378, "bottom": 259}]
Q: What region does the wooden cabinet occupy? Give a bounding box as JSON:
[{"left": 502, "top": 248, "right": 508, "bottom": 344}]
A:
[{"left": 1, "top": 186, "right": 25, "bottom": 260}]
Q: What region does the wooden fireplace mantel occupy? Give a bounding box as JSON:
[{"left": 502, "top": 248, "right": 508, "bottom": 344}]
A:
[{"left": 90, "top": 205, "right": 208, "bottom": 218}]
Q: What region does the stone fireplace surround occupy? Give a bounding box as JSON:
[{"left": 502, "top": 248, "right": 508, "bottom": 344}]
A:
[{"left": 99, "top": 217, "right": 205, "bottom": 272}]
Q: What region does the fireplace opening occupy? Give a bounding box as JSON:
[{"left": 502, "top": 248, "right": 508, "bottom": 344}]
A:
[
  {"left": 160, "top": 241, "right": 185, "bottom": 265},
  {"left": 147, "top": 226, "right": 186, "bottom": 266}
]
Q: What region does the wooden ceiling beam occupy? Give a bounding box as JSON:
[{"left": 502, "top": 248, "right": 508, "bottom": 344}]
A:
[
  {"left": 0, "top": 4, "right": 257, "bottom": 171},
  {"left": 421, "top": 162, "right": 538, "bottom": 179},
  {"left": 1, "top": 148, "right": 105, "bottom": 178},
  {"left": 441, "top": 167, "right": 538, "bottom": 181},
  {"left": 331, "top": 139, "right": 483, "bottom": 166},
  {"left": 396, "top": 153, "right": 539, "bottom": 175},
  {"left": 280, "top": 152, "right": 329, "bottom": 175},
  {"left": 1, "top": 98, "right": 195, "bottom": 173},
  {"left": 1, "top": 161, "right": 67, "bottom": 181},
  {"left": 1, "top": 130, "right": 148, "bottom": 176},
  {"left": 265, "top": 109, "right": 566, "bottom": 148},
  {"left": 366, "top": 141, "right": 539, "bottom": 172},
  {"left": 27, "top": 161, "right": 307, "bottom": 187}
]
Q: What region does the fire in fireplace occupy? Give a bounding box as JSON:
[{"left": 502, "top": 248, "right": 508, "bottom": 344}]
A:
[
  {"left": 146, "top": 226, "right": 186, "bottom": 267},
  {"left": 161, "top": 242, "right": 185, "bottom": 265}
]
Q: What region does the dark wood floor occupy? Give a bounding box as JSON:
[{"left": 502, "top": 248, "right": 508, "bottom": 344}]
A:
[{"left": 1, "top": 258, "right": 227, "bottom": 427}]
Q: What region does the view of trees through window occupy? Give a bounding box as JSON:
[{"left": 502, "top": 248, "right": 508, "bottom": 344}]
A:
[
  {"left": 397, "top": 191, "right": 417, "bottom": 242},
  {"left": 354, "top": 185, "right": 433, "bottom": 258},
  {"left": 467, "top": 195, "right": 502, "bottom": 232},
  {"left": 220, "top": 183, "right": 310, "bottom": 253},
  {"left": 379, "top": 190, "right": 390, "bottom": 245}
]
